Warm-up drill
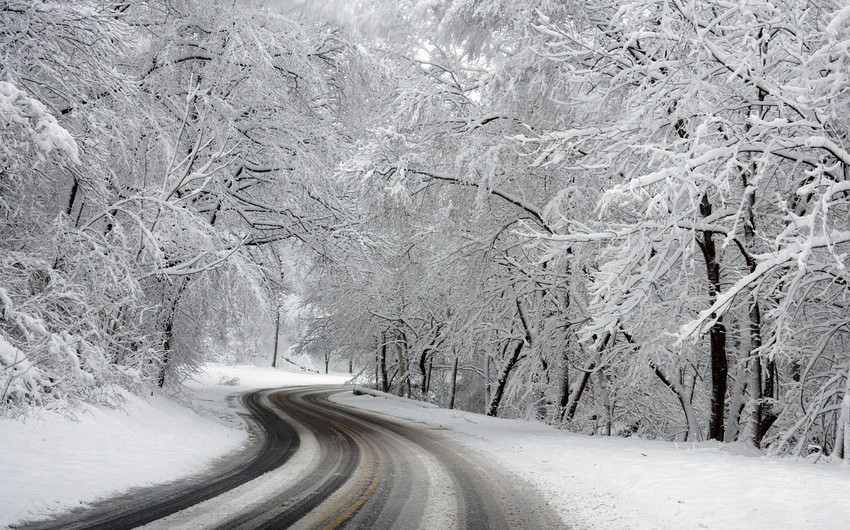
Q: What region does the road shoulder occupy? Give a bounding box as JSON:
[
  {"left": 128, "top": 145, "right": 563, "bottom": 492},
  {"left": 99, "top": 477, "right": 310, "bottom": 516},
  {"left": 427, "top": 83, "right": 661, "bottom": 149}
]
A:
[{"left": 332, "top": 389, "right": 850, "bottom": 529}]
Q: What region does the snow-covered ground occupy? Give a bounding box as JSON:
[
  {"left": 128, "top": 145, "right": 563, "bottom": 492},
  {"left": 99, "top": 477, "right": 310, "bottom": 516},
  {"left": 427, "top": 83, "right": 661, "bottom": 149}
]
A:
[
  {"left": 3, "top": 363, "right": 849, "bottom": 529},
  {"left": 332, "top": 390, "right": 850, "bottom": 530},
  {"left": 0, "top": 363, "right": 348, "bottom": 528}
]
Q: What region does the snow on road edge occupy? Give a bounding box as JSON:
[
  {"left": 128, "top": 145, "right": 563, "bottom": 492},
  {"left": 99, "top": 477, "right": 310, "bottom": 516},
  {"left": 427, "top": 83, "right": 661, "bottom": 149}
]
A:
[{"left": 331, "top": 389, "right": 850, "bottom": 530}]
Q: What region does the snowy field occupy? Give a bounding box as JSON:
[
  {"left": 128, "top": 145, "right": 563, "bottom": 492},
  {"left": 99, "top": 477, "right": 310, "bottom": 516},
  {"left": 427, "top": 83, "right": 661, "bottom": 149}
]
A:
[
  {"left": 0, "top": 363, "right": 348, "bottom": 528},
  {"left": 333, "top": 390, "right": 850, "bottom": 530},
  {"left": 3, "top": 363, "right": 849, "bottom": 529}
]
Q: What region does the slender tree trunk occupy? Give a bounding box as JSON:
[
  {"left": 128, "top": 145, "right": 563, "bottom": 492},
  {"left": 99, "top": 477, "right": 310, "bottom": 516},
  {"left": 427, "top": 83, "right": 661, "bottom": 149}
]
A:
[
  {"left": 272, "top": 306, "right": 280, "bottom": 368},
  {"left": 484, "top": 352, "right": 491, "bottom": 411},
  {"left": 487, "top": 339, "right": 523, "bottom": 417},
  {"left": 157, "top": 279, "right": 188, "bottom": 388},
  {"left": 66, "top": 176, "right": 79, "bottom": 217},
  {"left": 449, "top": 356, "right": 459, "bottom": 410},
  {"left": 752, "top": 304, "right": 777, "bottom": 446},
  {"left": 158, "top": 320, "right": 172, "bottom": 388},
  {"left": 395, "top": 329, "right": 407, "bottom": 397},
  {"left": 419, "top": 348, "right": 429, "bottom": 397},
  {"left": 379, "top": 332, "right": 389, "bottom": 393},
  {"left": 725, "top": 361, "right": 748, "bottom": 442},
  {"left": 835, "top": 363, "right": 850, "bottom": 461},
  {"left": 425, "top": 358, "right": 433, "bottom": 394},
  {"left": 699, "top": 194, "right": 728, "bottom": 441},
  {"left": 564, "top": 359, "right": 595, "bottom": 422},
  {"left": 597, "top": 368, "right": 612, "bottom": 436},
  {"left": 564, "top": 335, "right": 611, "bottom": 422},
  {"left": 654, "top": 365, "right": 703, "bottom": 441},
  {"left": 558, "top": 351, "right": 570, "bottom": 413},
  {"left": 742, "top": 38, "right": 778, "bottom": 447},
  {"left": 741, "top": 173, "right": 776, "bottom": 447}
]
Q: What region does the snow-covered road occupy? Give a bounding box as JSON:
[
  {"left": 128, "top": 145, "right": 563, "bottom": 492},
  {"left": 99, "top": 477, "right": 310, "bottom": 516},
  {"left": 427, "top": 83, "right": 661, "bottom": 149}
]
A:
[
  {"left": 11, "top": 383, "right": 560, "bottom": 529},
  {"left": 3, "top": 364, "right": 850, "bottom": 529}
]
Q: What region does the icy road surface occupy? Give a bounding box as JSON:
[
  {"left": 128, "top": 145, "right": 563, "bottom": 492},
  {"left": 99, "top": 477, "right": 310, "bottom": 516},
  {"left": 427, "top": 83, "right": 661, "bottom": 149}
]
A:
[{"left": 21, "top": 387, "right": 562, "bottom": 529}]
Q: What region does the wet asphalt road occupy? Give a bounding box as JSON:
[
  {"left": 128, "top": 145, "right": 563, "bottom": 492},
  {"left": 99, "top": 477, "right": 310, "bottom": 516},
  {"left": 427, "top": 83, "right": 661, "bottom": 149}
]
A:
[{"left": 21, "top": 386, "right": 564, "bottom": 529}]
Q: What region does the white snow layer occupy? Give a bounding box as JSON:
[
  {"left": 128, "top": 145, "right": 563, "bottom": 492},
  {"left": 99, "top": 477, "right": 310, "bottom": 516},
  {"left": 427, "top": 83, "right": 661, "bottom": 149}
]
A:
[
  {"left": 0, "top": 80, "right": 81, "bottom": 164},
  {"left": 0, "top": 363, "right": 348, "bottom": 528},
  {"left": 332, "top": 390, "right": 850, "bottom": 530},
  {"left": 4, "top": 364, "right": 848, "bottom": 529}
]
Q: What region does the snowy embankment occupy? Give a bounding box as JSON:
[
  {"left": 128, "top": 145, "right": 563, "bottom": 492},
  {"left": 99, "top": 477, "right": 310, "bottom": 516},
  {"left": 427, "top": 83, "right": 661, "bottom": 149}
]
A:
[
  {"left": 4, "top": 364, "right": 848, "bottom": 529},
  {"left": 332, "top": 390, "right": 850, "bottom": 530},
  {"left": 0, "top": 363, "right": 348, "bottom": 528}
]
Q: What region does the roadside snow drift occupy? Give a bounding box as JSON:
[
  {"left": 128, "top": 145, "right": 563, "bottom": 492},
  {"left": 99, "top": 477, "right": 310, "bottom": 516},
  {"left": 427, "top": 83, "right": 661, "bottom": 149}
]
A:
[{"left": 333, "top": 389, "right": 850, "bottom": 530}]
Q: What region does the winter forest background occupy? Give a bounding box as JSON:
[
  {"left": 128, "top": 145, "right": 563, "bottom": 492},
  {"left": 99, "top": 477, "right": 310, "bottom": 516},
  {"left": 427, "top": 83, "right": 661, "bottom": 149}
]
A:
[{"left": 2, "top": 0, "right": 849, "bottom": 461}]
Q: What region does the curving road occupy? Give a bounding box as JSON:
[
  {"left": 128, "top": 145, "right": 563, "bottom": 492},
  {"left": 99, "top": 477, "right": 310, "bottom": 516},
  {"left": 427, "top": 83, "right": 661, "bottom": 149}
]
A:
[{"left": 23, "top": 386, "right": 564, "bottom": 529}]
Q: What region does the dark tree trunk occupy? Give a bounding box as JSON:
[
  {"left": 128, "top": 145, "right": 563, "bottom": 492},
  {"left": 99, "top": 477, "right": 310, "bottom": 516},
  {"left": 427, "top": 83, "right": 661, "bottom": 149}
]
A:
[
  {"left": 558, "top": 353, "right": 570, "bottom": 412},
  {"left": 158, "top": 317, "right": 173, "bottom": 388},
  {"left": 379, "top": 332, "right": 389, "bottom": 393},
  {"left": 418, "top": 348, "right": 429, "bottom": 397},
  {"left": 272, "top": 307, "right": 280, "bottom": 368},
  {"left": 563, "top": 361, "right": 593, "bottom": 422},
  {"left": 753, "top": 310, "right": 778, "bottom": 446},
  {"left": 739, "top": 122, "right": 777, "bottom": 446},
  {"left": 449, "top": 356, "right": 459, "bottom": 409},
  {"left": 425, "top": 358, "right": 433, "bottom": 395},
  {"left": 66, "top": 176, "right": 79, "bottom": 217},
  {"left": 486, "top": 339, "right": 523, "bottom": 417},
  {"left": 484, "top": 352, "right": 492, "bottom": 410},
  {"left": 157, "top": 279, "right": 188, "bottom": 388},
  {"left": 487, "top": 300, "right": 532, "bottom": 417},
  {"left": 699, "top": 194, "right": 728, "bottom": 441},
  {"left": 564, "top": 333, "right": 611, "bottom": 422}
]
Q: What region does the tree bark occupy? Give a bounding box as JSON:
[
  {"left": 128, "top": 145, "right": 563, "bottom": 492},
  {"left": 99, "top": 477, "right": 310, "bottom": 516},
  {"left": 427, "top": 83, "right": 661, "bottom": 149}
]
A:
[
  {"left": 835, "top": 363, "right": 850, "bottom": 461},
  {"left": 418, "top": 347, "right": 429, "bottom": 397},
  {"left": 654, "top": 365, "right": 703, "bottom": 441},
  {"left": 379, "top": 332, "right": 389, "bottom": 393},
  {"left": 449, "top": 356, "right": 459, "bottom": 410},
  {"left": 563, "top": 360, "right": 594, "bottom": 422},
  {"left": 484, "top": 352, "right": 491, "bottom": 411},
  {"left": 564, "top": 334, "right": 611, "bottom": 422},
  {"left": 157, "top": 278, "right": 189, "bottom": 388},
  {"left": 558, "top": 351, "right": 570, "bottom": 413},
  {"left": 487, "top": 300, "right": 532, "bottom": 417},
  {"left": 597, "top": 368, "right": 612, "bottom": 436},
  {"left": 272, "top": 306, "right": 280, "bottom": 368},
  {"left": 395, "top": 328, "right": 407, "bottom": 397},
  {"left": 66, "top": 176, "right": 79, "bottom": 217},
  {"left": 486, "top": 339, "right": 523, "bottom": 417},
  {"left": 724, "top": 361, "right": 748, "bottom": 442},
  {"left": 699, "top": 194, "right": 728, "bottom": 441}
]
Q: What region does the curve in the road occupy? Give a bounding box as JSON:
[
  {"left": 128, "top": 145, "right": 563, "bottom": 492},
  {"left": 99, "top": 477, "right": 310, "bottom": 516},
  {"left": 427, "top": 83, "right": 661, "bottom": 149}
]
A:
[
  {"left": 21, "top": 391, "right": 300, "bottom": 530},
  {"left": 22, "top": 386, "right": 565, "bottom": 530}
]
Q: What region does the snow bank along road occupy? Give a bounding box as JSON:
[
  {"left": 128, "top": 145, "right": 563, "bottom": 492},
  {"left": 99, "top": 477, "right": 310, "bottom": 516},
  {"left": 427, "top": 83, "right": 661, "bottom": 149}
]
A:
[{"left": 22, "top": 386, "right": 563, "bottom": 529}]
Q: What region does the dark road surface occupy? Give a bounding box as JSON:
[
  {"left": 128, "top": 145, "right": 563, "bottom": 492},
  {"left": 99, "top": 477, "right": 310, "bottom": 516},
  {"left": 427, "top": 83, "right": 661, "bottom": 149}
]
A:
[{"left": 21, "top": 387, "right": 564, "bottom": 529}]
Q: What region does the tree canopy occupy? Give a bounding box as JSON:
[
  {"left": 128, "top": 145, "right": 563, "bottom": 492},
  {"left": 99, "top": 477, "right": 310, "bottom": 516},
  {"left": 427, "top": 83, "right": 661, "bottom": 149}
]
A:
[{"left": 2, "top": 0, "right": 849, "bottom": 461}]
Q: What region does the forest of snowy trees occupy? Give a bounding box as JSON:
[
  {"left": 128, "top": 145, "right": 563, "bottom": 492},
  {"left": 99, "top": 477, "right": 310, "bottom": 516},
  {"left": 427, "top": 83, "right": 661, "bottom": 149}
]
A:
[{"left": 2, "top": 0, "right": 849, "bottom": 461}]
